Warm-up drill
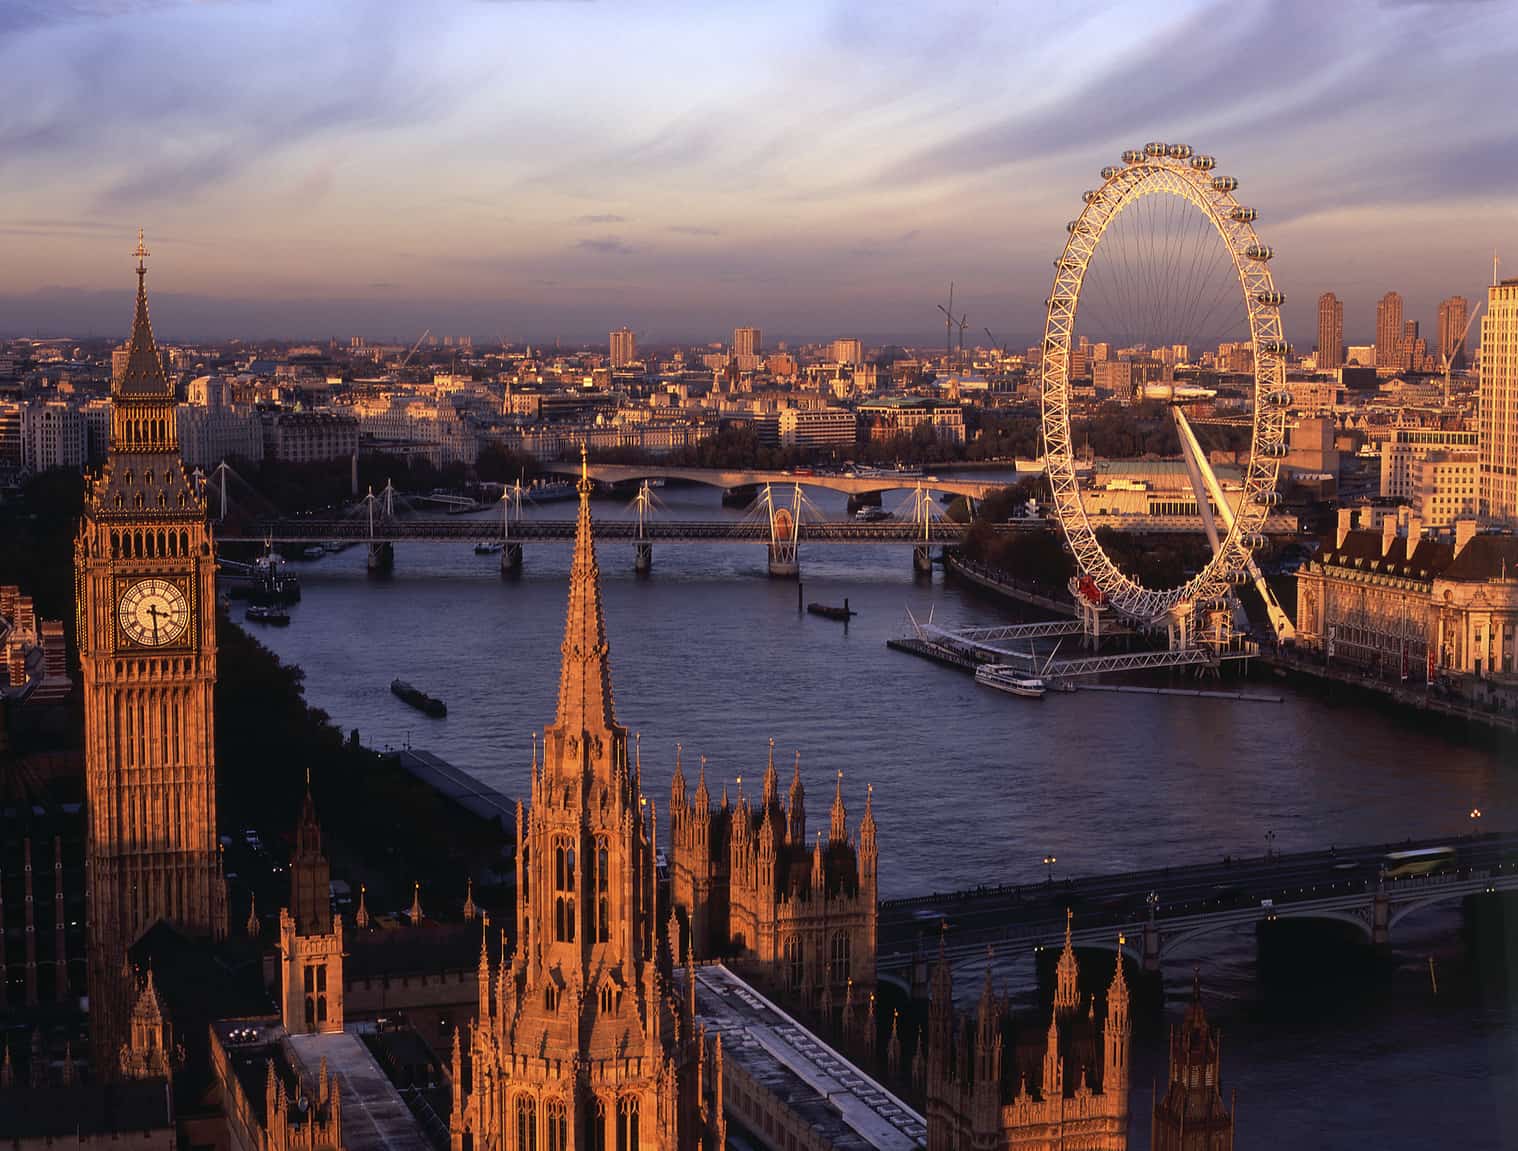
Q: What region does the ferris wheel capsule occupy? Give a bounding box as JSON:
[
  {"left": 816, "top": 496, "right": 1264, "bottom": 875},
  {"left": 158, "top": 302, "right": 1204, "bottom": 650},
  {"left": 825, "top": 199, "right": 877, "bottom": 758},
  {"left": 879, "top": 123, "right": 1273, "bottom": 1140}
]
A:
[
  {"left": 1258, "top": 340, "right": 1291, "bottom": 356},
  {"left": 1256, "top": 291, "right": 1286, "bottom": 306},
  {"left": 1254, "top": 491, "right": 1283, "bottom": 507},
  {"left": 1190, "top": 154, "right": 1216, "bottom": 171},
  {"left": 1244, "top": 244, "right": 1274, "bottom": 261},
  {"left": 1263, "top": 389, "right": 1294, "bottom": 407},
  {"left": 1240, "top": 533, "right": 1269, "bottom": 551},
  {"left": 1144, "top": 141, "right": 1167, "bottom": 157},
  {"left": 1259, "top": 441, "right": 1289, "bottom": 458},
  {"left": 1211, "top": 175, "right": 1239, "bottom": 192},
  {"left": 1166, "top": 143, "right": 1193, "bottom": 160},
  {"left": 1121, "top": 149, "right": 1145, "bottom": 164},
  {"left": 1083, "top": 190, "right": 1100, "bottom": 204},
  {"left": 1101, "top": 165, "right": 1121, "bottom": 180}
]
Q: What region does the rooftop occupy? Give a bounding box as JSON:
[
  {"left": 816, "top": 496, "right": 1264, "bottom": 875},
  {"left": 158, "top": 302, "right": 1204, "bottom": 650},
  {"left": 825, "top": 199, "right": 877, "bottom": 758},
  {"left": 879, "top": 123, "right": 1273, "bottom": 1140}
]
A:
[
  {"left": 690, "top": 964, "right": 926, "bottom": 1151},
  {"left": 289, "top": 1029, "right": 432, "bottom": 1151}
]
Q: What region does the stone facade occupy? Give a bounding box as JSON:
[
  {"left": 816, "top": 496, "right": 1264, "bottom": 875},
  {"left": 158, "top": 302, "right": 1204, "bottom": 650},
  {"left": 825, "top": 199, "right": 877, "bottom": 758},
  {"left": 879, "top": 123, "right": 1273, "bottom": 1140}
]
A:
[
  {"left": 76, "top": 246, "right": 227, "bottom": 1069},
  {"left": 452, "top": 459, "right": 724, "bottom": 1151},
  {"left": 667, "top": 748, "right": 878, "bottom": 1012},
  {"left": 277, "top": 784, "right": 344, "bottom": 1036},
  {"left": 1295, "top": 510, "right": 1518, "bottom": 679},
  {"left": 925, "top": 916, "right": 1130, "bottom": 1151}
]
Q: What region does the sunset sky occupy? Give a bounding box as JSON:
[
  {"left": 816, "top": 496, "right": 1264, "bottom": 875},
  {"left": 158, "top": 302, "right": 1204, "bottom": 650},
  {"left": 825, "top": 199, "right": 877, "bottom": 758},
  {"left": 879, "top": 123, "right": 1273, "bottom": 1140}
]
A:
[{"left": 2, "top": 0, "right": 1514, "bottom": 346}]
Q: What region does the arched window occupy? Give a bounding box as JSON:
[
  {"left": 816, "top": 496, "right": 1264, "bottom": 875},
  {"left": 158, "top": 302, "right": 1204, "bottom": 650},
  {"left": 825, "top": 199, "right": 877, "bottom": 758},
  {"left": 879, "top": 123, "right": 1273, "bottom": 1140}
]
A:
[
  {"left": 553, "top": 840, "right": 576, "bottom": 943},
  {"left": 599, "top": 983, "right": 614, "bottom": 1013},
  {"left": 545, "top": 1100, "right": 567, "bottom": 1151},
  {"left": 595, "top": 841, "right": 610, "bottom": 943},
  {"left": 305, "top": 996, "right": 315, "bottom": 1026},
  {"left": 616, "top": 1097, "right": 639, "bottom": 1151},
  {"left": 590, "top": 1099, "right": 607, "bottom": 1151},
  {"left": 831, "top": 931, "right": 851, "bottom": 979},
  {"left": 516, "top": 1095, "right": 538, "bottom": 1151},
  {"left": 785, "top": 937, "right": 803, "bottom": 991}
]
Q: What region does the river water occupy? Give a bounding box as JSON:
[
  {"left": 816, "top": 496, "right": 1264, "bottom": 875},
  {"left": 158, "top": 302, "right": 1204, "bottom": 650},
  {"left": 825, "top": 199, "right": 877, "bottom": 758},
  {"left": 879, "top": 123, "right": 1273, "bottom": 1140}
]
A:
[{"left": 244, "top": 479, "right": 1516, "bottom": 1148}]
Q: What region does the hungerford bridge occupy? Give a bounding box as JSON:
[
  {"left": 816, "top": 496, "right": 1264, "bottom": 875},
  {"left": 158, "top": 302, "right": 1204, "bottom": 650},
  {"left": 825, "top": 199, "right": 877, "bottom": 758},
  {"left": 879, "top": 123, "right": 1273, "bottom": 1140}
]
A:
[
  {"left": 874, "top": 831, "right": 1518, "bottom": 990},
  {"left": 208, "top": 465, "right": 1296, "bottom": 577}
]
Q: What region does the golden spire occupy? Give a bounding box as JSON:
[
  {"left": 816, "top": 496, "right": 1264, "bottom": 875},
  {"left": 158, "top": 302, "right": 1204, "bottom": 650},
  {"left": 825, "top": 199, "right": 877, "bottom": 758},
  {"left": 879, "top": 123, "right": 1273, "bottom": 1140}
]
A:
[
  {"left": 550, "top": 441, "right": 617, "bottom": 739},
  {"left": 119, "top": 229, "right": 170, "bottom": 397},
  {"left": 1054, "top": 906, "right": 1080, "bottom": 1011}
]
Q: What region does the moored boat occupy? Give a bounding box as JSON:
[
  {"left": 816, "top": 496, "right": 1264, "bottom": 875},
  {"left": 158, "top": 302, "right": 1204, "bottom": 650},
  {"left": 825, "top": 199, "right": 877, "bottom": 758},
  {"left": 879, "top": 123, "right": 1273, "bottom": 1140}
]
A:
[
  {"left": 391, "top": 678, "right": 447, "bottom": 717},
  {"left": 475, "top": 540, "right": 504, "bottom": 555},
  {"left": 806, "top": 598, "right": 856, "bottom": 621},
  {"left": 974, "top": 665, "right": 1047, "bottom": 698},
  {"left": 245, "top": 605, "right": 291, "bottom": 626}
]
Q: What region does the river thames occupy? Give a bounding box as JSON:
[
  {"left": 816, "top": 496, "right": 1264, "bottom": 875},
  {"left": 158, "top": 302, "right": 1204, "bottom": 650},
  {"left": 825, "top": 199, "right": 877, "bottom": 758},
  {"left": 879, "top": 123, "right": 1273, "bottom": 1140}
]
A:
[{"left": 244, "top": 481, "right": 1516, "bottom": 1148}]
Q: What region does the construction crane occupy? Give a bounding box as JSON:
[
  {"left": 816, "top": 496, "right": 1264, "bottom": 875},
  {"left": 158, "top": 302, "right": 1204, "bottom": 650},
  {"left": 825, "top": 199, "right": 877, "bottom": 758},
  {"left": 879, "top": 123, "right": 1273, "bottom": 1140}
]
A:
[
  {"left": 937, "top": 283, "right": 957, "bottom": 366},
  {"left": 399, "top": 328, "right": 431, "bottom": 370},
  {"left": 1441, "top": 301, "right": 1482, "bottom": 399}
]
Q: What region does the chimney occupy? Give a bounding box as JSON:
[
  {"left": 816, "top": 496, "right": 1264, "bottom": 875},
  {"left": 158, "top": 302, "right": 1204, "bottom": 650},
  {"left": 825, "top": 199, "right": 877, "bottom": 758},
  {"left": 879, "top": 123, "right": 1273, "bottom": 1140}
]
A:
[
  {"left": 1454, "top": 518, "right": 1478, "bottom": 557},
  {"left": 1336, "top": 507, "right": 1355, "bottom": 548},
  {"left": 1382, "top": 515, "right": 1399, "bottom": 557},
  {"left": 1407, "top": 515, "right": 1424, "bottom": 547}
]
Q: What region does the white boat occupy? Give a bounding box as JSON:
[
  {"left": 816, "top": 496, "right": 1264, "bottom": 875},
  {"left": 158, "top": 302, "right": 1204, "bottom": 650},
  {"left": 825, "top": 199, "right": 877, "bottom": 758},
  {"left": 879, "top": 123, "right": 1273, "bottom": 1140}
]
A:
[
  {"left": 854, "top": 506, "right": 892, "bottom": 522},
  {"left": 974, "top": 666, "right": 1047, "bottom": 698},
  {"left": 474, "top": 540, "right": 503, "bottom": 555}
]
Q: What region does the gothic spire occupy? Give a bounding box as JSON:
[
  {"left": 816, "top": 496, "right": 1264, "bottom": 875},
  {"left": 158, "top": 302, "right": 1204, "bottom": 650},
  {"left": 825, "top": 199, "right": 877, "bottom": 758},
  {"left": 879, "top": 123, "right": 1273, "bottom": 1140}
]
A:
[
  {"left": 118, "top": 229, "right": 171, "bottom": 397},
  {"left": 1054, "top": 907, "right": 1080, "bottom": 1012},
  {"left": 552, "top": 446, "right": 617, "bottom": 737},
  {"left": 829, "top": 770, "right": 847, "bottom": 843}
]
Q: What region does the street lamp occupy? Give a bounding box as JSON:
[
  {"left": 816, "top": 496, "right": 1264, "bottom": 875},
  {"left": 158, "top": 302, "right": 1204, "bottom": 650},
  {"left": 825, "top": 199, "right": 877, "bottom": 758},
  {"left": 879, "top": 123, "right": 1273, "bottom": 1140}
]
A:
[
  {"left": 1470, "top": 807, "right": 1483, "bottom": 837},
  {"left": 1043, "top": 854, "right": 1057, "bottom": 884}
]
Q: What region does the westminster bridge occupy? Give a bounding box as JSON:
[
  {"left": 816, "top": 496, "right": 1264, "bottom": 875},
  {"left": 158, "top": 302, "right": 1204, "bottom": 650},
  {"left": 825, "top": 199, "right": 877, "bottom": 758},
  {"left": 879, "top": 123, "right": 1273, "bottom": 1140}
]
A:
[{"left": 875, "top": 831, "right": 1518, "bottom": 986}]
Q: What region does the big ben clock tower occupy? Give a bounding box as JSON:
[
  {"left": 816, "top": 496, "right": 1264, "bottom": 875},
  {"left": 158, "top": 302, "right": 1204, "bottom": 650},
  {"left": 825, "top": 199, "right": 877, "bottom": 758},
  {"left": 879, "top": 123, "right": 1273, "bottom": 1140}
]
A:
[{"left": 76, "top": 234, "right": 226, "bottom": 1068}]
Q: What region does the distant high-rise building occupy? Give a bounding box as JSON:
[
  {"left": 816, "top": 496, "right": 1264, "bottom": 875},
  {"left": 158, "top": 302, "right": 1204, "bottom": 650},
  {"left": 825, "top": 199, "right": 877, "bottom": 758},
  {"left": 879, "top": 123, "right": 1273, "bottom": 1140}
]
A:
[
  {"left": 1479, "top": 278, "right": 1518, "bottom": 523},
  {"left": 610, "top": 325, "right": 637, "bottom": 368},
  {"left": 1375, "top": 291, "right": 1404, "bottom": 367},
  {"left": 1317, "top": 292, "right": 1344, "bottom": 370},
  {"left": 733, "top": 326, "right": 761, "bottom": 358},
  {"left": 830, "top": 337, "right": 863, "bottom": 365},
  {"left": 1438, "top": 295, "right": 1471, "bottom": 370}
]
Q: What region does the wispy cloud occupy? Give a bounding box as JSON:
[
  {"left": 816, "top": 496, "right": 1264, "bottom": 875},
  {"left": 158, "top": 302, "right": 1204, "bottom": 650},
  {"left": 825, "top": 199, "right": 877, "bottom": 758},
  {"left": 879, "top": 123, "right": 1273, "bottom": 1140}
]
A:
[
  {"left": 667, "top": 224, "right": 720, "bottom": 237},
  {"left": 576, "top": 236, "right": 635, "bottom": 256},
  {"left": 574, "top": 213, "right": 627, "bottom": 224}
]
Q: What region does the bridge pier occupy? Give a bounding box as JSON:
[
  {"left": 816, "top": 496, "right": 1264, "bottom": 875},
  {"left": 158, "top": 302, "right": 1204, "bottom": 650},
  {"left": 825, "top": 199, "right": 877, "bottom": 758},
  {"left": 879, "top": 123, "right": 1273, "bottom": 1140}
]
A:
[
  {"left": 500, "top": 543, "right": 523, "bottom": 576},
  {"left": 634, "top": 541, "right": 653, "bottom": 574},
  {"left": 767, "top": 545, "right": 799, "bottom": 579},
  {"left": 1371, "top": 882, "right": 1390, "bottom": 948},
  {"left": 913, "top": 544, "right": 934, "bottom": 575},
  {"left": 367, "top": 541, "right": 394, "bottom": 575},
  {"left": 1141, "top": 919, "right": 1161, "bottom": 973}
]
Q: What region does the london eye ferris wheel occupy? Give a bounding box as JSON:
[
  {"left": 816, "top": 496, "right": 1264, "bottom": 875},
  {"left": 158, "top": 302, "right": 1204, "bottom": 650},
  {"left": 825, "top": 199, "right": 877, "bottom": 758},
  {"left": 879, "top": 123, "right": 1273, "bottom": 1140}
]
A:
[{"left": 1037, "top": 142, "right": 1293, "bottom": 637}]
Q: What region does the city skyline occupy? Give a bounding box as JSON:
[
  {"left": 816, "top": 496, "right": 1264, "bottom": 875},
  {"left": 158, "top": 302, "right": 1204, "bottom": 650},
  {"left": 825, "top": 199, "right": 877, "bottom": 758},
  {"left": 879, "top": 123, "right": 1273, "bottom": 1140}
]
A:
[{"left": 1, "top": 0, "right": 1515, "bottom": 344}]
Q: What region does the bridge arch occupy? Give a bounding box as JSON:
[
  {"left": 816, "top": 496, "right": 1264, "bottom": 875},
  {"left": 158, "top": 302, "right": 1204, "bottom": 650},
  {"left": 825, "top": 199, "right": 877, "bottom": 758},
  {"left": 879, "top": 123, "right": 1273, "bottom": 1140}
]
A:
[{"left": 540, "top": 462, "right": 1003, "bottom": 502}]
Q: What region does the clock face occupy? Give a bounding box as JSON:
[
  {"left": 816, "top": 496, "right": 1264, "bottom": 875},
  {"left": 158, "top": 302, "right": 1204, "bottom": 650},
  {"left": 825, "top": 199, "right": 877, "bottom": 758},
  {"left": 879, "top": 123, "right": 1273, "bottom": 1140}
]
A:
[{"left": 118, "top": 578, "right": 190, "bottom": 648}]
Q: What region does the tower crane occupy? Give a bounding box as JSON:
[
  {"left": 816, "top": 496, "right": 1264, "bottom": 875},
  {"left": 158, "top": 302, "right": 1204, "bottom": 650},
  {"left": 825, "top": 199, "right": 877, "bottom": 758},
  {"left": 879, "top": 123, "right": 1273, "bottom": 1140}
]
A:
[
  {"left": 1441, "top": 302, "right": 1482, "bottom": 398},
  {"left": 399, "top": 328, "right": 431, "bottom": 370}
]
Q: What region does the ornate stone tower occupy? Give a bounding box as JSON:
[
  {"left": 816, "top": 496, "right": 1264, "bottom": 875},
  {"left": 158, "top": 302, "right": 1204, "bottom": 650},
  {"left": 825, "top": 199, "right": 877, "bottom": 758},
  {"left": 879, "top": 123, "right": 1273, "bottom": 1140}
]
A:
[
  {"left": 278, "top": 779, "right": 344, "bottom": 1034},
  {"left": 669, "top": 746, "right": 877, "bottom": 1013},
  {"left": 76, "top": 235, "right": 226, "bottom": 1067},
  {"left": 925, "top": 917, "right": 1131, "bottom": 1151},
  {"left": 452, "top": 453, "right": 722, "bottom": 1151},
  {"left": 1151, "top": 974, "right": 1234, "bottom": 1151}
]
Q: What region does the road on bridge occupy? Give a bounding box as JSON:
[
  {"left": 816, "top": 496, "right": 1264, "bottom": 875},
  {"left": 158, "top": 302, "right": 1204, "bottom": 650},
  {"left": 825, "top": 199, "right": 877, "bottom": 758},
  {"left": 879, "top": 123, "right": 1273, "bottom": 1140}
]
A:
[{"left": 878, "top": 831, "right": 1518, "bottom": 964}]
